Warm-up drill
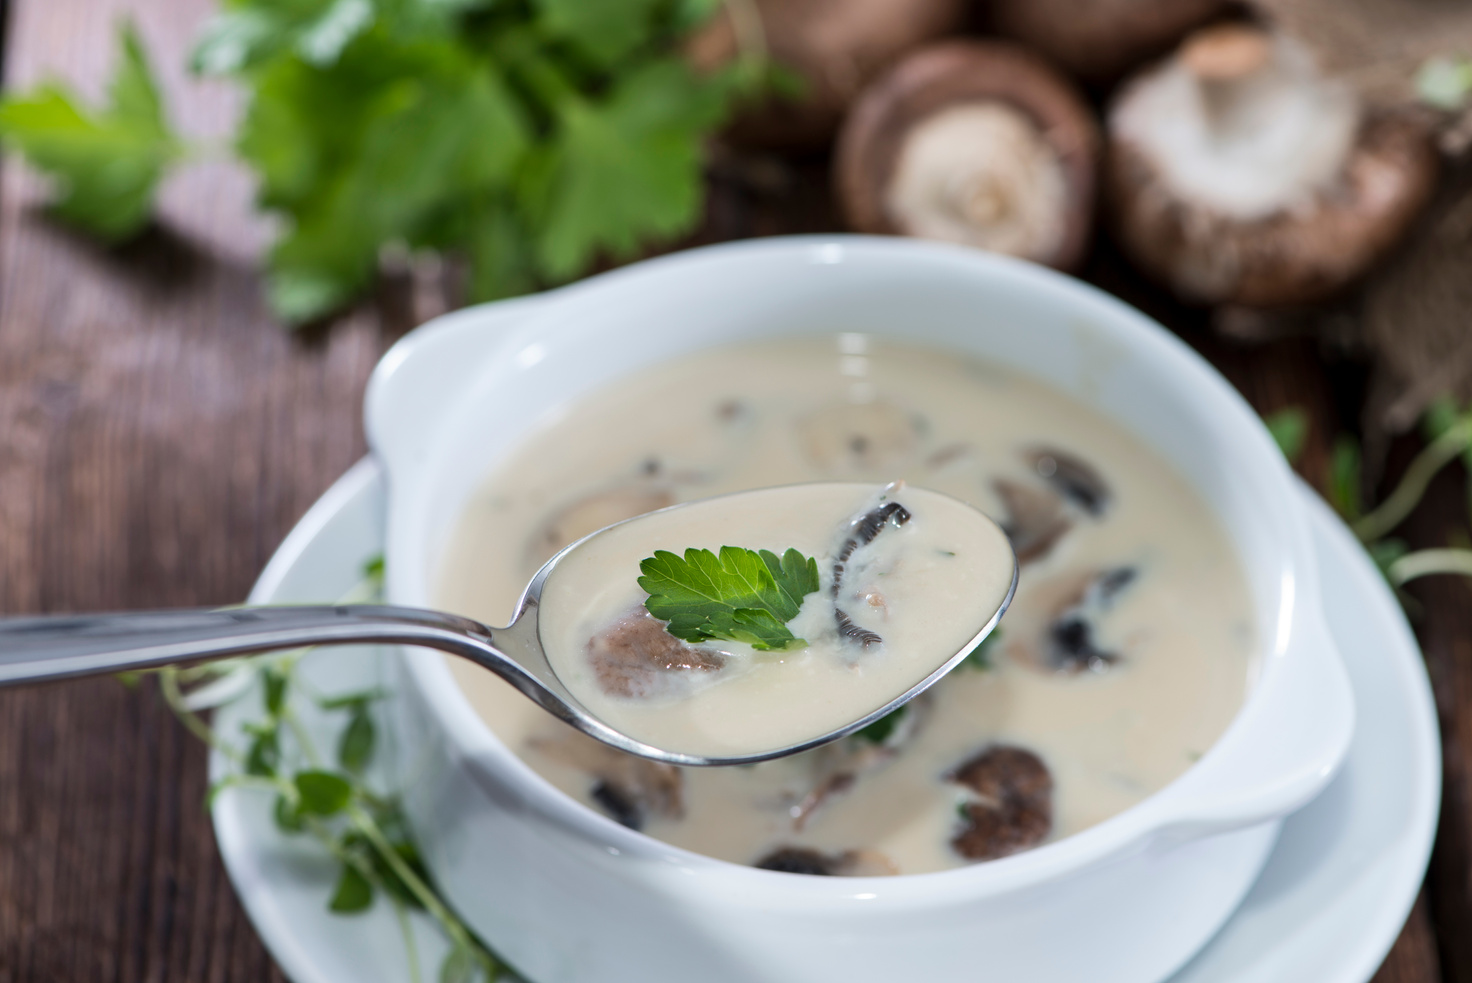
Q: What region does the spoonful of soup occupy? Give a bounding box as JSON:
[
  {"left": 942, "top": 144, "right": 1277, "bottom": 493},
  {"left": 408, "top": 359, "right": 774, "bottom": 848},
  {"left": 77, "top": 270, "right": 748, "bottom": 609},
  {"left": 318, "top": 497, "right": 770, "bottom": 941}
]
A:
[{"left": 0, "top": 483, "right": 1016, "bottom": 765}]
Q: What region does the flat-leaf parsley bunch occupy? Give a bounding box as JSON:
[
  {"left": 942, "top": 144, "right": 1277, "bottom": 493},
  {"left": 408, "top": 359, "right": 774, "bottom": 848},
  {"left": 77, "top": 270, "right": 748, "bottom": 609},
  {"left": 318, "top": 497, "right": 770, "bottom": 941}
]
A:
[{"left": 0, "top": 0, "right": 763, "bottom": 325}]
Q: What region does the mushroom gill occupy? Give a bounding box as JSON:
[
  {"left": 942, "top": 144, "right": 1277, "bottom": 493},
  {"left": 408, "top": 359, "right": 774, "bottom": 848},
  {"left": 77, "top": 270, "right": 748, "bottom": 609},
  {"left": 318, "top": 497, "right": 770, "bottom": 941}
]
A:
[{"left": 1107, "top": 23, "right": 1438, "bottom": 306}]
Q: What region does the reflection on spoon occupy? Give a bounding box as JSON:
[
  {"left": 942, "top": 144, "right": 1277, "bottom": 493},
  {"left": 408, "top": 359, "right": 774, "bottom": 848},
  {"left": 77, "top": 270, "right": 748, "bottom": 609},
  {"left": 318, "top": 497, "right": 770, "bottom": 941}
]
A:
[{"left": 0, "top": 483, "right": 1016, "bottom": 766}]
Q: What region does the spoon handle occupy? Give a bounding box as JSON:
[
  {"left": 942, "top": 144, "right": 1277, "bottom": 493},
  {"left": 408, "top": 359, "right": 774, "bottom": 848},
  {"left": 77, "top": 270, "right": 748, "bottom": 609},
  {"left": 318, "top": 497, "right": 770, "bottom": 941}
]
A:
[{"left": 0, "top": 605, "right": 503, "bottom": 685}]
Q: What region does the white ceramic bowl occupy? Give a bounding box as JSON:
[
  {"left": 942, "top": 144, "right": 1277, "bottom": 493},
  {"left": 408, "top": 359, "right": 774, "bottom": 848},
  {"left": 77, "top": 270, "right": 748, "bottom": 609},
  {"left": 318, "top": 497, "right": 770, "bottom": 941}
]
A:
[{"left": 366, "top": 236, "right": 1354, "bottom": 983}]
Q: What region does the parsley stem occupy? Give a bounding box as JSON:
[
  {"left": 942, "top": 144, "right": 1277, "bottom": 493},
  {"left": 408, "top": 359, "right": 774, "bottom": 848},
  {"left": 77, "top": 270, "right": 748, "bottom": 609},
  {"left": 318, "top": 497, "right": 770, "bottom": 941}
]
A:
[
  {"left": 1387, "top": 548, "right": 1472, "bottom": 585},
  {"left": 1354, "top": 419, "right": 1472, "bottom": 542}
]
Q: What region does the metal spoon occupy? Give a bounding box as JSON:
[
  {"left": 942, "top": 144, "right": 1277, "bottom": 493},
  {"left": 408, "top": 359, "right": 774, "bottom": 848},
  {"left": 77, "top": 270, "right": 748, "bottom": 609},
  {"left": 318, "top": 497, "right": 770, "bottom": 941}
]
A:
[{"left": 0, "top": 486, "right": 1016, "bottom": 767}]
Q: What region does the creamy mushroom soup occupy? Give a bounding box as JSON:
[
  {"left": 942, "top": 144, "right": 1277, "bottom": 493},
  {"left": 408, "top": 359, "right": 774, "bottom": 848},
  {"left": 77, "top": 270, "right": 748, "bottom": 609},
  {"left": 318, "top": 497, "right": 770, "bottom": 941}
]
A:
[
  {"left": 538, "top": 483, "right": 1016, "bottom": 759},
  {"left": 437, "top": 336, "right": 1256, "bottom": 875}
]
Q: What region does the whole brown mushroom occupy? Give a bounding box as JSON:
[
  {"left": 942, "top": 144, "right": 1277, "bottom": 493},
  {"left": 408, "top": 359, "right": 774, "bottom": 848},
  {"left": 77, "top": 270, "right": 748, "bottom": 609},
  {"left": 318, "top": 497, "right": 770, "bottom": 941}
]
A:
[
  {"left": 1107, "top": 23, "right": 1439, "bottom": 307},
  {"left": 687, "top": 0, "right": 968, "bottom": 149},
  {"left": 989, "top": 0, "right": 1231, "bottom": 82},
  {"left": 836, "top": 41, "right": 1101, "bottom": 271}
]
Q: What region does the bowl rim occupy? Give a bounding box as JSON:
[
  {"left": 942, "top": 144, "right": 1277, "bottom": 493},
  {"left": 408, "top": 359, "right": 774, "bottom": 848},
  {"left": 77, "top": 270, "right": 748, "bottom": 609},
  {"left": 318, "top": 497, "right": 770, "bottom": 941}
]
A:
[{"left": 372, "top": 234, "right": 1347, "bottom": 904}]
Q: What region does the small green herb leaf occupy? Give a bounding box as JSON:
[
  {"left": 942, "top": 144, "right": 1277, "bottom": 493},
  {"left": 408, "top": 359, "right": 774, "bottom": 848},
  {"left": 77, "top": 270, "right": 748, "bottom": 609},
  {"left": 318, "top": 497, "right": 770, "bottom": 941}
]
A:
[
  {"left": 263, "top": 667, "right": 289, "bottom": 717},
  {"left": 1263, "top": 407, "right": 1308, "bottom": 465},
  {"left": 328, "top": 861, "right": 375, "bottom": 913},
  {"left": 273, "top": 794, "right": 306, "bottom": 833},
  {"left": 961, "top": 629, "right": 1001, "bottom": 671},
  {"left": 440, "top": 944, "right": 478, "bottom": 983},
  {"left": 245, "top": 729, "right": 281, "bottom": 777},
  {"left": 362, "top": 553, "right": 385, "bottom": 579},
  {"left": 536, "top": 0, "right": 665, "bottom": 66},
  {"left": 0, "top": 21, "right": 180, "bottom": 241},
  {"left": 338, "top": 706, "right": 376, "bottom": 773},
  {"left": 295, "top": 770, "right": 353, "bottom": 816},
  {"left": 639, "top": 546, "right": 821, "bottom": 651},
  {"left": 855, "top": 705, "right": 907, "bottom": 745},
  {"left": 1329, "top": 435, "right": 1364, "bottom": 521}
]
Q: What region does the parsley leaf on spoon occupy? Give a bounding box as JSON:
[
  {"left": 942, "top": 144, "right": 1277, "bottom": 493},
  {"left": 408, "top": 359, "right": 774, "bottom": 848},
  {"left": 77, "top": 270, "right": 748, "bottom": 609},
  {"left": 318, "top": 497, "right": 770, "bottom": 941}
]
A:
[{"left": 639, "top": 546, "right": 821, "bottom": 651}]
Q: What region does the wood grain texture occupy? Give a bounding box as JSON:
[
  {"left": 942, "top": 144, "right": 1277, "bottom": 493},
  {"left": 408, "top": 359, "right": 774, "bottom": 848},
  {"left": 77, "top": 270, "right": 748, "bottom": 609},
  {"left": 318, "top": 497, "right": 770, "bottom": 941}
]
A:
[
  {"left": 0, "top": 1, "right": 383, "bottom": 980},
  {"left": 0, "top": 0, "right": 1454, "bottom": 980}
]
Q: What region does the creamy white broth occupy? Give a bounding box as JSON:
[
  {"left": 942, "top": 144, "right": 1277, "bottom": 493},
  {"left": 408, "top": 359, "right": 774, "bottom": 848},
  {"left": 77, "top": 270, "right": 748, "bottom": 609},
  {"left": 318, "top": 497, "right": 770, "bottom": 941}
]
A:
[
  {"left": 437, "top": 337, "right": 1256, "bottom": 875},
  {"left": 538, "top": 483, "right": 1015, "bottom": 759}
]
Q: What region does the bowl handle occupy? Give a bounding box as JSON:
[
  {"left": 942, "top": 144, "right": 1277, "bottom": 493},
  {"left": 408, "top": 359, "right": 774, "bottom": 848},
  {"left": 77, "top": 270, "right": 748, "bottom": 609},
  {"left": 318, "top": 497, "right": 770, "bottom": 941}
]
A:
[
  {"left": 364, "top": 296, "right": 545, "bottom": 479},
  {"left": 1150, "top": 603, "right": 1355, "bottom": 841}
]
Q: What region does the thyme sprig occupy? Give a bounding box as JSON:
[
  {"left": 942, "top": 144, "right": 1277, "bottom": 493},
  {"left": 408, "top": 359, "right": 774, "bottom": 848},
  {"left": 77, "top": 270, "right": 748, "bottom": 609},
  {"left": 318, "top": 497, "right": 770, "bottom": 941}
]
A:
[
  {"left": 1266, "top": 398, "right": 1472, "bottom": 590},
  {"left": 145, "top": 557, "right": 507, "bottom": 983}
]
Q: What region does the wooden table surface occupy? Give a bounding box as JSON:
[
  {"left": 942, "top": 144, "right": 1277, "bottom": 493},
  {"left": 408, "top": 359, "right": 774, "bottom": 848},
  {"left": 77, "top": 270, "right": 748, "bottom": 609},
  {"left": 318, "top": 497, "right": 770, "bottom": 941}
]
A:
[{"left": 0, "top": 1, "right": 1466, "bottom": 981}]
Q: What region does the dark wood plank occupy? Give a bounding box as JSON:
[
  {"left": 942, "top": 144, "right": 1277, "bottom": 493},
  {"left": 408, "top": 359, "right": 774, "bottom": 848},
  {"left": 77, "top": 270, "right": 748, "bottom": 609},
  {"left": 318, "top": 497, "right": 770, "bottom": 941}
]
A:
[
  {"left": 1402, "top": 454, "right": 1472, "bottom": 983},
  {"left": 0, "top": 1, "right": 386, "bottom": 980}
]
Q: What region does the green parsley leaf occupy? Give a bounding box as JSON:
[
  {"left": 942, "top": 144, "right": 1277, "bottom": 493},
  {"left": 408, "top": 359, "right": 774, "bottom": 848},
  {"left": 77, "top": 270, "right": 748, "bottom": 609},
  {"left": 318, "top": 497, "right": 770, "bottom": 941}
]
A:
[
  {"left": 531, "top": 58, "right": 734, "bottom": 280},
  {"left": 328, "top": 861, "right": 375, "bottom": 913},
  {"left": 243, "top": 31, "right": 530, "bottom": 323},
  {"left": 1263, "top": 407, "right": 1308, "bottom": 465},
  {"left": 639, "top": 545, "right": 821, "bottom": 651},
  {"left": 536, "top": 0, "right": 666, "bottom": 67},
  {"left": 0, "top": 21, "right": 180, "bottom": 242},
  {"left": 294, "top": 769, "right": 353, "bottom": 815},
  {"left": 192, "top": 0, "right": 407, "bottom": 76}
]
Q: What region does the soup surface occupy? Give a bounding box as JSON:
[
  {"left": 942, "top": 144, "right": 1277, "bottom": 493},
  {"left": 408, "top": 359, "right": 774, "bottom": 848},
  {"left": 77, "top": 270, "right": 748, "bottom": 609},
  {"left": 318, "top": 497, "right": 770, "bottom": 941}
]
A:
[
  {"left": 538, "top": 483, "right": 1016, "bottom": 759},
  {"left": 437, "top": 336, "right": 1256, "bottom": 875}
]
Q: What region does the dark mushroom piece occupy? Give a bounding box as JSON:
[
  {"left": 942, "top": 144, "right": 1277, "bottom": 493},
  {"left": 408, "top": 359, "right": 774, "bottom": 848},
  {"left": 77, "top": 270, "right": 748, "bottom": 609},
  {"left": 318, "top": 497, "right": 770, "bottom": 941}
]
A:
[
  {"left": 992, "top": 478, "right": 1071, "bottom": 565},
  {"left": 586, "top": 607, "right": 726, "bottom": 699},
  {"left": 753, "top": 846, "right": 899, "bottom": 876},
  {"left": 1107, "top": 23, "right": 1438, "bottom": 307},
  {"left": 988, "top": 0, "right": 1230, "bottom": 83},
  {"left": 948, "top": 745, "right": 1053, "bottom": 861},
  {"left": 686, "top": 0, "right": 968, "bottom": 150},
  {"left": 836, "top": 40, "right": 1101, "bottom": 271},
  {"left": 831, "top": 499, "right": 912, "bottom": 648},
  {"left": 992, "top": 448, "right": 1109, "bottom": 564},
  {"left": 1029, "top": 446, "right": 1111, "bottom": 517},
  {"left": 1045, "top": 567, "right": 1138, "bottom": 674},
  {"left": 528, "top": 731, "right": 685, "bottom": 832}
]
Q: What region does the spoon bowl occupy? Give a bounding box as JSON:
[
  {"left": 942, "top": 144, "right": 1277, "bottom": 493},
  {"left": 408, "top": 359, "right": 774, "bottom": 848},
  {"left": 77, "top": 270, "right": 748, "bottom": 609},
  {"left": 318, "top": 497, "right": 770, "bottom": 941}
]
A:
[{"left": 0, "top": 483, "right": 1016, "bottom": 766}]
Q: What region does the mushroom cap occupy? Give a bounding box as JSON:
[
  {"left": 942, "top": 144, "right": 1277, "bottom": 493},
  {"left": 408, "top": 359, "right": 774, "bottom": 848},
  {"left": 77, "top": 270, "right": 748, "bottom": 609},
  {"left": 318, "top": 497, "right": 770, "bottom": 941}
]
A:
[
  {"left": 836, "top": 40, "right": 1101, "bottom": 271},
  {"left": 687, "top": 0, "right": 968, "bottom": 150},
  {"left": 1107, "top": 30, "right": 1439, "bottom": 306},
  {"left": 989, "top": 0, "right": 1230, "bottom": 82}
]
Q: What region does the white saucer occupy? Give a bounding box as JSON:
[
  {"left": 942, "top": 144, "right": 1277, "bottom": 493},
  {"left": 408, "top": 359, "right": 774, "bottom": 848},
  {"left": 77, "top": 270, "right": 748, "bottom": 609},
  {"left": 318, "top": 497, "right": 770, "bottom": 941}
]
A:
[{"left": 211, "top": 460, "right": 1439, "bottom": 983}]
